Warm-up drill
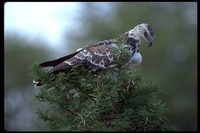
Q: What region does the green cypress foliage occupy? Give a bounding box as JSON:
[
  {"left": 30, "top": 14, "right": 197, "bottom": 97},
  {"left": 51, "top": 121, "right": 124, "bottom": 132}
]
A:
[{"left": 30, "top": 36, "right": 176, "bottom": 131}]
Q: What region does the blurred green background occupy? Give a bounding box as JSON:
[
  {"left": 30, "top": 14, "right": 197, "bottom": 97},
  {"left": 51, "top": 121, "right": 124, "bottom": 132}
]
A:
[{"left": 4, "top": 2, "right": 197, "bottom": 131}]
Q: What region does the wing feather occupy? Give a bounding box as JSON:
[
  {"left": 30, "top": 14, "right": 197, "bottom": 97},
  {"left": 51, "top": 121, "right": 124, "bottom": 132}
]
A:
[
  {"left": 40, "top": 50, "right": 81, "bottom": 67},
  {"left": 40, "top": 39, "right": 117, "bottom": 73}
]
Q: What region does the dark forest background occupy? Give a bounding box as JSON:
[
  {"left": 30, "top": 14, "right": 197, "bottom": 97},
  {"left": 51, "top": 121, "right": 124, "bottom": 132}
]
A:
[{"left": 4, "top": 2, "right": 197, "bottom": 131}]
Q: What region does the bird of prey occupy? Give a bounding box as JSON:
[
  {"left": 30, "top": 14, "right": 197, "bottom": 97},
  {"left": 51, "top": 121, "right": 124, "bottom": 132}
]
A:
[{"left": 33, "top": 23, "right": 155, "bottom": 87}]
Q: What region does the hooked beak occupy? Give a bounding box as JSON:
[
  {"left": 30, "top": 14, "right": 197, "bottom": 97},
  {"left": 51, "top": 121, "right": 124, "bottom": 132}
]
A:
[{"left": 148, "top": 41, "right": 153, "bottom": 47}]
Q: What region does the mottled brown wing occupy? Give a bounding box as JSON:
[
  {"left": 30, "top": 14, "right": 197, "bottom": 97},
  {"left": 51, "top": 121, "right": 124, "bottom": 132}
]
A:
[{"left": 51, "top": 39, "right": 116, "bottom": 72}]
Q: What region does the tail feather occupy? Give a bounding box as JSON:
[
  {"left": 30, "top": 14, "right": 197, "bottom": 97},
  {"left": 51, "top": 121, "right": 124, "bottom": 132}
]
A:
[
  {"left": 34, "top": 53, "right": 80, "bottom": 87},
  {"left": 34, "top": 44, "right": 91, "bottom": 88},
  {"left": 40, "top": 51, "right": 80, "bottom": 67}
]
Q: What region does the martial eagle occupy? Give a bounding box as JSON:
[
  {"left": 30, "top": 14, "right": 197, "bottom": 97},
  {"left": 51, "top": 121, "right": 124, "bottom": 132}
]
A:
[{"left": 33, "top": 23, "right": 155, "bottom": 87}]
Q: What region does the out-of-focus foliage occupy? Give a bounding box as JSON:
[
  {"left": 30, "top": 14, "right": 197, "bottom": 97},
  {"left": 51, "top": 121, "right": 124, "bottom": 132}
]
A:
[
  {"left": 64, "top": 2, "right": 197, "bottom": 131},
  {"left": 4, "top": 33, "right": 52, "bottom": 131},
  {"left": 4, "top": 33, "right": 54, "bottom": 92}
]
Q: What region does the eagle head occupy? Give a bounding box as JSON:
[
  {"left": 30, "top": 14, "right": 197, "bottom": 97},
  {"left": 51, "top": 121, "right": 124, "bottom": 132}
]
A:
[{"left": 128, "top": 23, "right": 155, "bottom": 47}]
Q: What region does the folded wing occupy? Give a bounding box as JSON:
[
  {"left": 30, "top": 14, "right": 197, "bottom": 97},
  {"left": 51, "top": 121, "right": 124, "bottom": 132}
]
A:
[{"left": 40, "top": 39, "right": 116, "bottom": 73}]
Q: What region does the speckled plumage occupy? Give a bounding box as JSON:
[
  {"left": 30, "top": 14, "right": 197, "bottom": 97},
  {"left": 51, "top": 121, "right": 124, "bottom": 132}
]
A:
[{"left": 33, "top": 23, "right": 155, "bottom": 87}]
